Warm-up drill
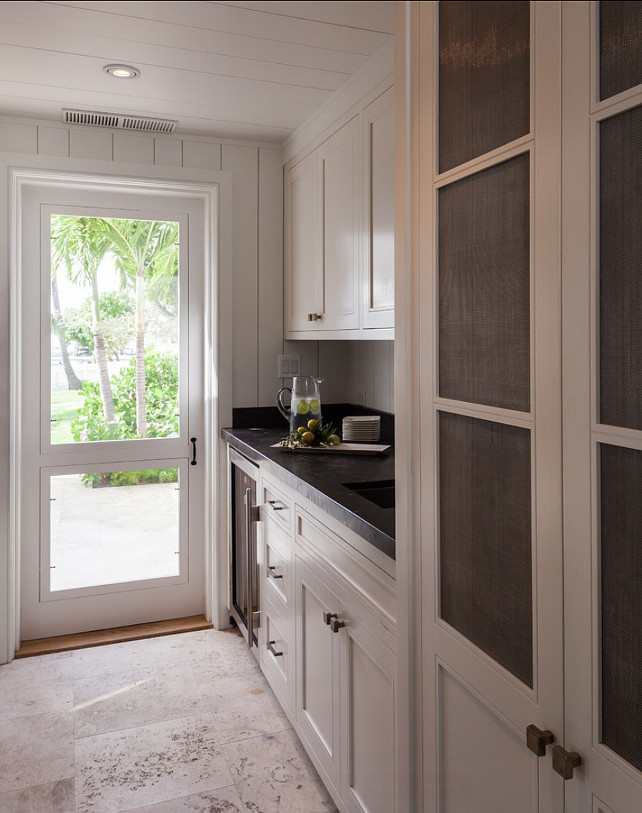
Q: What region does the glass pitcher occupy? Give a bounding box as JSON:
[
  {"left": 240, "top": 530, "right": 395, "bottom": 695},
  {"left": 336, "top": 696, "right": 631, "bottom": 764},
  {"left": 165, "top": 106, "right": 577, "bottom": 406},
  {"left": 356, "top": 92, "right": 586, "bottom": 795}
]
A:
[{"left": 277, "top": 376, "right": 323, "bottom": 432}]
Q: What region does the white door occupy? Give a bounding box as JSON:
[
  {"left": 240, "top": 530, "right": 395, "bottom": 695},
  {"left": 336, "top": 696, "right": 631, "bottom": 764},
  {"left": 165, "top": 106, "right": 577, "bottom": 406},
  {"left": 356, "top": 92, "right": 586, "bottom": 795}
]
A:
[
  {"left": 418, "top": 3, "right": 564, "bottom": 811},
  {"left": 563, "top": 3, "right": 642, "bottom": 811},
  {"left": 19, "top": 178, "right": 206, "bottom": 640}
]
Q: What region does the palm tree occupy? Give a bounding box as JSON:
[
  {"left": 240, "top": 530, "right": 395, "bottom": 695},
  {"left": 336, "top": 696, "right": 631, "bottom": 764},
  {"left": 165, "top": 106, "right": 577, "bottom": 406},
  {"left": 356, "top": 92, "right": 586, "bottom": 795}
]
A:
[
  {"left": 50, "top": 216, "right": 116, "bottom": 426},
  {"left": 101, "top": 219, "right": 179, "bottom": 438},
  {"left": 50, "top": 265, "right": 82, "bottom": 390}
]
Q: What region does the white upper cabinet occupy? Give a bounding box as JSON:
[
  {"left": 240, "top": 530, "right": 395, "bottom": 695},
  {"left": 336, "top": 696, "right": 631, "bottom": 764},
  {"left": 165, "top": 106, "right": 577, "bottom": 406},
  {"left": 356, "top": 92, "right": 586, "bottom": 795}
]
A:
[
  {"left": 284, "top": 82, "right": 394, "bottom": 340},
  {"left": 362, "top": 86, "right": 394, "bottom": 330},
  {"left": 284, "top": 150, "right": 319, "bottom": 333},
  {"left": 318, "top": 117, "right": 360, "bottom": 332}
]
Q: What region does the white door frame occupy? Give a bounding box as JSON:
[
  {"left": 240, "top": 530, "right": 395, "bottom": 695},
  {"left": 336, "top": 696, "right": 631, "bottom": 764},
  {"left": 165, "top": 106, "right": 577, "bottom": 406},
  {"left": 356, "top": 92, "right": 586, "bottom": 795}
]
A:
[{"left": 4, "top": 159, "right": 233, "bottom": 661}]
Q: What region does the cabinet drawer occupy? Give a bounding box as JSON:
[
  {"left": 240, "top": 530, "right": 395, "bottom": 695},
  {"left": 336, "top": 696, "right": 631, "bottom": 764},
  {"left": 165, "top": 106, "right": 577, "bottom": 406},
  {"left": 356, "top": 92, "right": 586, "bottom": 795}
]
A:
[
  {"left": 261, "top": 477, "right": 292, "bottom": 533},
  {"left": 261, "top": 594, "right": 294, "bottom": 711},
  {"left": 263, "top": 518, "right": 291, "bottom": 608}
]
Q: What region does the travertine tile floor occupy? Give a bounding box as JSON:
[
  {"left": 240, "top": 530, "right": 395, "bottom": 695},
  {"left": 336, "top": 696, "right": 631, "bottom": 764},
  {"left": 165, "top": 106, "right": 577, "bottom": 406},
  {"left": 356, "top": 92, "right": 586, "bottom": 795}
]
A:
[{"left": 0, "top": 628, "right": 338, "bottom": 812}]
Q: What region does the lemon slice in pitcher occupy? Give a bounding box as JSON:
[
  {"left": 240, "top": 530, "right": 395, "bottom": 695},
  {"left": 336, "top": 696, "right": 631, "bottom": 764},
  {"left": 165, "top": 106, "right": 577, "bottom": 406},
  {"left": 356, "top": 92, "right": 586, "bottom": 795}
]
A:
[
  {"left": 309, "top": 399, "right": 320, "bottom": 413},
  {"left": 296, "top": 400, "right": 310, "bottom": 414}
]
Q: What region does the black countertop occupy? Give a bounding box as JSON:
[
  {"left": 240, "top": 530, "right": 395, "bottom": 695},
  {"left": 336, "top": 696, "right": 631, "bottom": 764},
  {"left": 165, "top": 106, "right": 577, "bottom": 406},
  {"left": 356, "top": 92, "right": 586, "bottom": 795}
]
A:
[{"left": 222, "top": 425, "right": 395, "bottom": 560}]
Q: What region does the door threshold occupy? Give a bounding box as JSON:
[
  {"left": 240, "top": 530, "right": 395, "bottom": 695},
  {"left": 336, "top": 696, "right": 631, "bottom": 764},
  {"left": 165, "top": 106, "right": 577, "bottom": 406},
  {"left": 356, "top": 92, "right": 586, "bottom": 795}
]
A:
[{"left": 15, "top": 615, "right": 213, "bottom": 658}]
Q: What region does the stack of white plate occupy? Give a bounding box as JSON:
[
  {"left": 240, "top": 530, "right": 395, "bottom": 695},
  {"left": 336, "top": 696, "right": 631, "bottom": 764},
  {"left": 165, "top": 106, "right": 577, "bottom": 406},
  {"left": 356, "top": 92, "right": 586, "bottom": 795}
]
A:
[{"left": 342, "top": 415, "right": 381, "bottom": 443}]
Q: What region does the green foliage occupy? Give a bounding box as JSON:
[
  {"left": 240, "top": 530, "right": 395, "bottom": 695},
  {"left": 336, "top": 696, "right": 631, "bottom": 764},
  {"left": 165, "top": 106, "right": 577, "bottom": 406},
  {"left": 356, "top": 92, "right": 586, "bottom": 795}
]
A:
[
  {"left": 62, "top": 291, "right": 136, "bottom": 357},
  {"left": 81, "top": 468, "right": 178, "bottom": 489},
  {"left": 72, "top": 349, "right": 179, "bottom": 447}
]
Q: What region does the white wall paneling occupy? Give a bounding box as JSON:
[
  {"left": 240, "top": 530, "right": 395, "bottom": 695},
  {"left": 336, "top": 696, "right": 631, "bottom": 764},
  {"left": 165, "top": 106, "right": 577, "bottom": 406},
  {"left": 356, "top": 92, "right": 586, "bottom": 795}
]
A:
[
  {"left": 258, "top": 148, "right": 285, "bottom": 407},
  {"left": 153, "top": 138, "right": 182, "bottom": 168},
  {"left": 222, "top": 143, "right": 259, "bottom": 408},
  {"left": 69, "top": 128, "right": 112, "bottom": 161},
  {"left": 0, "top": 122, "right": 37, "bottom": 154},
  {"left": 183, "top": 140, "right": 222, "bottom": 171},
  {"left": 112, "top": 132, "right": 154, "bottom": 165},
  {"left": 37, "top": 126, "right": 69, "bottom": 157}
]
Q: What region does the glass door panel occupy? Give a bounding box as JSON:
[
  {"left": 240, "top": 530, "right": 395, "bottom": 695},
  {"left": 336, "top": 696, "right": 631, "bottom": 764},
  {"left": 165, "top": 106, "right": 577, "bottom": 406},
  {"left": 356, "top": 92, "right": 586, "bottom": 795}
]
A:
[
  {"left": 42, "top": 460, "right": 187, "bottom": 600},
  {"left": 48, "top": 214, "right": 181, "bottom": 446}
]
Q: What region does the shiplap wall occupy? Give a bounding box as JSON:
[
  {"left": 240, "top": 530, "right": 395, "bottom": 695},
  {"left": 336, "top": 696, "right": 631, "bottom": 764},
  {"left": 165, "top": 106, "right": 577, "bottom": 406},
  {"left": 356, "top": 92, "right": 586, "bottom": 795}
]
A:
[{"left": 0, "top": 118, "right": 287, "bottom": 409}]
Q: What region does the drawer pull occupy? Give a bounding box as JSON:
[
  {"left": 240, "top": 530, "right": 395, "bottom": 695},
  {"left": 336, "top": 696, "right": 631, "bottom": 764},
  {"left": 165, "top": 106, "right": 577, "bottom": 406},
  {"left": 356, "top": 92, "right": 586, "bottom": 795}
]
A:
[
  {"left": 323, "top": 611, "right": 337, "bottom": 626},
  {"left": 330, "top": 617, "right": 345, "bottom": 633},
  {"left": 526, "top": 724, "right": 554, "bottom": 757},
  {"left": 551, "top": 745, "right": 582, "bottom": 780},
  {"left": 267, "top": 500, "right": 284, "bottom": 511},
  {"left": 267, "top": 565, "right": 283, "bottom": 580},
  {"left": 268, "top": 640, "right": 284, "bottom": 657}
]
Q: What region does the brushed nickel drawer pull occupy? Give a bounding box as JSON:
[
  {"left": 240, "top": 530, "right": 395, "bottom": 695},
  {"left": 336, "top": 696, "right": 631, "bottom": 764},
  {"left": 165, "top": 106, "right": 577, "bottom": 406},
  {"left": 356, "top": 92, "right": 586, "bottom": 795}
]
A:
[
  {"left": 267, "top": 565, "right": 283, "bottom": 580},
  {"left": 330, "top": 617, "right": 345, "bottom": 633},
  {"left": 267, "top": 500, "right": 284, "bottom": 511},
  {"left": 268, "top": 640, "right": 283, "bottom": 657},
  {"left": 323, "top": 611, "right": 337, "bottom": 625}
]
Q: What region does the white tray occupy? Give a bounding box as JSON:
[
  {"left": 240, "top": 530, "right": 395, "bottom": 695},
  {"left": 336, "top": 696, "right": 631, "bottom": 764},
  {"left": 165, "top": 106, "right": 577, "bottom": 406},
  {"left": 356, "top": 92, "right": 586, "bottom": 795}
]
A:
[{"left": 272, "top": 442, "right": 390, "bottom": 456}]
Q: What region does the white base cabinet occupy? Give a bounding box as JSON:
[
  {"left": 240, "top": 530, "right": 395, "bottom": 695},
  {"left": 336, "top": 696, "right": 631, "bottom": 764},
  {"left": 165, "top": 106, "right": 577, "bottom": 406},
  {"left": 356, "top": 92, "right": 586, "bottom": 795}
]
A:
[{"left": 257, "top": 468, "right": 397, "bottom": 813}]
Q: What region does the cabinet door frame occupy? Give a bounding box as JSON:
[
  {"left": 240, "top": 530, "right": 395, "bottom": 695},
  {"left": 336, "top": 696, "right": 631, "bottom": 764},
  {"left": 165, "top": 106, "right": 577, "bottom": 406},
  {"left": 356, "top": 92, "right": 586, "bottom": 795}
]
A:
[
  {"left": 317, "top": 115, "right": 360, "bottom": 332},
  {"left": 416, "top": 3, "right": 565, "bottom": 811},
  {"left": 284, "top": 150, "right": 320, "bottom": 333},
  {"left": 562, "top": 3, "right": 642, "bottom": 811},
  {"left": 294, "top": 548, "right": 342, "bottom": 793},
  {"left": 361, "top": 86, "right": 395, "bottom": 331}
]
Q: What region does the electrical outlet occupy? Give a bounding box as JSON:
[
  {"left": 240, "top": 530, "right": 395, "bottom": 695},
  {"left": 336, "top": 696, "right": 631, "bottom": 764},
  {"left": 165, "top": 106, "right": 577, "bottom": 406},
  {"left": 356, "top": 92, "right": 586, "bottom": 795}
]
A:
[{"left": 278, "top": 354, "right": 300, "bottom": 378}]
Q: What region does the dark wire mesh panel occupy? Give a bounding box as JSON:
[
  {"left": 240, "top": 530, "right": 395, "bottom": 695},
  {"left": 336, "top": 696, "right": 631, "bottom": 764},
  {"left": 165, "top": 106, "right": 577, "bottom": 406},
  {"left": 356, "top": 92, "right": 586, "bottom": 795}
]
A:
[
  {"left": 600, "top": 1, "right": 642, "bottom": 100},
  {"left": 439, "top": 412, "right": 533, "bottom": 687},
  {"left": 600, "top": 106, "right": 642, "bottom": 429},
  {"left": 439, "top": 1, "right": 530, "bottom": 173},
  {"left": 600, "top": 443, "right": 642, "bottom": 772},
  {"left": 439, "top": 154, "right": 530, "bottom": 411}
]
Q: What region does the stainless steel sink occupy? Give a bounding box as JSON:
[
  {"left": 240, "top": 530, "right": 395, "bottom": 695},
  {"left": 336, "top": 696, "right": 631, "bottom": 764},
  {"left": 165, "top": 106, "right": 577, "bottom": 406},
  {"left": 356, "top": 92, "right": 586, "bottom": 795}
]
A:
[{"left": 343, "top": 479, "right": 395, "bottom": 509}]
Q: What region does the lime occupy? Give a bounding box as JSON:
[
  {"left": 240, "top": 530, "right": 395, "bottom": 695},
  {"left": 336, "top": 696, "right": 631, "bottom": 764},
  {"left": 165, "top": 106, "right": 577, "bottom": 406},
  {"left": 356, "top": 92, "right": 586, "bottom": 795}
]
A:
[
  {"left": 307, "top": 418, "right": 320, "bottom": 431},
  {"left": 296, "top": 400, "right": 310, "bottom": 415},
  {"left": 301, "top": 431, "right": 315, "bottom": 444},
  {"left": 309, "top": 399, "right": 320, "bottom": 412},
  {"left": 297, "top": 426, "right": 306, "bottom": 435},
  {"left": 328, "top": 434, "right": 341, "bottom": 446}
]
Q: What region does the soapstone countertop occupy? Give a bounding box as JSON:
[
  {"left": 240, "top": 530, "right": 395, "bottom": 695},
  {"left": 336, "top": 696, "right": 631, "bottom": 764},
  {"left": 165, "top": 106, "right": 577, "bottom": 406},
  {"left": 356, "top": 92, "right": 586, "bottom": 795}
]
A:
[{"left": 222, "top": 424, "right": 395, "bottom": 560}]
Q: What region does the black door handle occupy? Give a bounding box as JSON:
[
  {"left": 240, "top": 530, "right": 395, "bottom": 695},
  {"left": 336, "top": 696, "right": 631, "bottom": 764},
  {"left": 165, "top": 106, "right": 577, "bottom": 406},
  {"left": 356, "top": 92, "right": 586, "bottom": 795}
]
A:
[{"left": 190, "top": 437, "right": 197, "bottom": 465}]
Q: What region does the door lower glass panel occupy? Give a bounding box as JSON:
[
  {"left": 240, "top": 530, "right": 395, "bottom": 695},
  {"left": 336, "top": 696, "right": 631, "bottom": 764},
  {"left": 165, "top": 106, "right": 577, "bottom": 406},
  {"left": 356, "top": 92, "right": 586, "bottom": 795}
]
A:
[{"left": 43, "top": 463, "right": 186, "bottom": 598}]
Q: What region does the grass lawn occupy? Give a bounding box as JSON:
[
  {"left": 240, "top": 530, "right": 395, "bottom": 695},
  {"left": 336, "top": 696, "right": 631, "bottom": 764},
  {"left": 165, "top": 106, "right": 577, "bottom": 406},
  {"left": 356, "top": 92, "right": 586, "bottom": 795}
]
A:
[{"left": 51, "top": 389, "right": 84, "bottom": 444}]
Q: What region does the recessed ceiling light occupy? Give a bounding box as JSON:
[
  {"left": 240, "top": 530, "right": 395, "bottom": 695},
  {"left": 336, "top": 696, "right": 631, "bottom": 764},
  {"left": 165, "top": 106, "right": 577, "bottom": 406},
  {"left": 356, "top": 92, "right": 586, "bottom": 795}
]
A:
[{"left": 103, "top": 64, "right": 140, "bottom": 79}]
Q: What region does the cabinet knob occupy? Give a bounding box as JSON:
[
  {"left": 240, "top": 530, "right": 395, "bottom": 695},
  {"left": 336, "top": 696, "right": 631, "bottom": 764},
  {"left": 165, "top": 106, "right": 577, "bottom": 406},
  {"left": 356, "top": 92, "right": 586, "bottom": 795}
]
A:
[
  {"left": 551, "top": 745, "right": 582, "bottom": 780},
  {"left": 307, "top": 312, "right": 323, "bottom": 321},
  {"left": 526, "top": 724, "right": 554, "bottom": 757},
  {"left": 323, "top": 611, "right": 337, "bottom": 625},
  {"left": 330, "top": 617, "right": 345, "bottom": 633}
]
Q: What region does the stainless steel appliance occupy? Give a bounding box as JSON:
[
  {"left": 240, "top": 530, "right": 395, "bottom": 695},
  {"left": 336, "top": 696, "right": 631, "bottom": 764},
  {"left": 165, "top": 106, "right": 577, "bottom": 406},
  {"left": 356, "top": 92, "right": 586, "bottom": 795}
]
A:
[{"left": 228, "top": 447, "right": 261, "bottom": 652}]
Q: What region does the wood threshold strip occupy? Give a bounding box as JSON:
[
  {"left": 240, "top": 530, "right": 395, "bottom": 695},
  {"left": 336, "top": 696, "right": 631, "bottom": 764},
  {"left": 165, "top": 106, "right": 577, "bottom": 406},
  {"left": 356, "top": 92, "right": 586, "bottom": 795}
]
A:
[{"left": 15, "top": 615, "right": 213, "bottom": 658}]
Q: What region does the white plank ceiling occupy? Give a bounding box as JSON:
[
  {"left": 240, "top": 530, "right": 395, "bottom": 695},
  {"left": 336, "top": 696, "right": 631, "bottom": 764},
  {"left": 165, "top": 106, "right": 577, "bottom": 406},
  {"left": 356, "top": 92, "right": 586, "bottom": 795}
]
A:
[{"left": 0, "top": 0, "right": 394, "bottom": 142}]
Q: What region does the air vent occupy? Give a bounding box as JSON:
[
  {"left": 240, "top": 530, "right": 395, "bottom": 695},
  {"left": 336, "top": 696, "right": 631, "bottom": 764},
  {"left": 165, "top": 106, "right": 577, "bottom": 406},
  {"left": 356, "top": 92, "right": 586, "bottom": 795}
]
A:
[{"left": 62, "top": 109, "right": 177, "bottom": 134}]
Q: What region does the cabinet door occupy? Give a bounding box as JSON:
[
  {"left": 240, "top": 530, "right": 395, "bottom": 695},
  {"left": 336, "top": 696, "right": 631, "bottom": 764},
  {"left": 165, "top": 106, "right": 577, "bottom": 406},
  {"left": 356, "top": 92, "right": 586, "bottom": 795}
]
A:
[
  {"left": 417, "top": 3, "right": 564, "bottom": 812},
  {"left": 362, "top": 87, "right": 395, "bottom": 331},
  {"left": 317, "top": 116, "right": 360, "bottom": 331},
  {"left": 295, "top": 552, "right": 342, "bottom": 792},
  {"left": 340, "top": 605, "right": 396, "bottom": 813},
  {"left": 284, "top": 151, "right": 320, "bottom": 333},
  {"left": 563, "top": 4, "right": 642, "bottom": 812}
]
